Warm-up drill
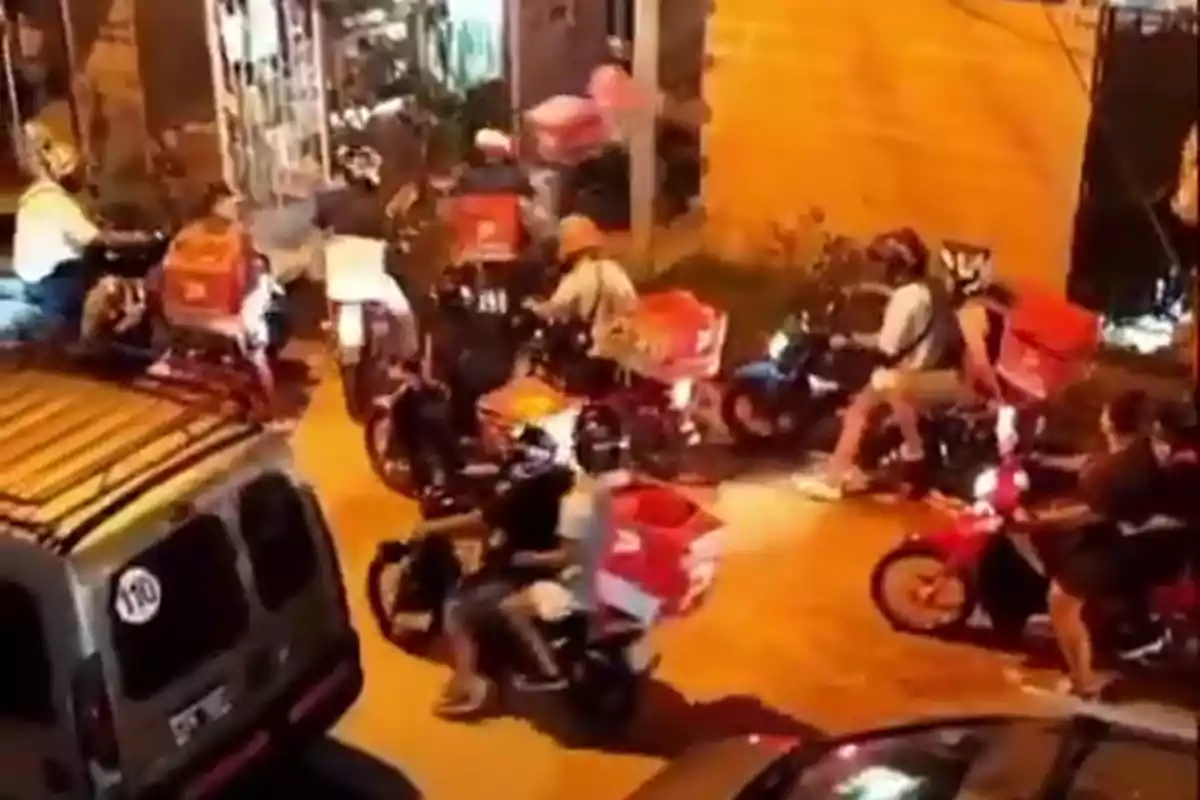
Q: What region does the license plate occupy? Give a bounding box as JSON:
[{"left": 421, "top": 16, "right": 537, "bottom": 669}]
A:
[
  {"left": 169, "top": 685, "right": 232, "bottom": 748},
  {"left": 336, "top": 304, "right": 365, "bottom": 349}
]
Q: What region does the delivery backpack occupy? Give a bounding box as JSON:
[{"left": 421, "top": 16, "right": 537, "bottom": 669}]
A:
[{"left": 161, "top": 219, "right": 253, "bottom": 326}]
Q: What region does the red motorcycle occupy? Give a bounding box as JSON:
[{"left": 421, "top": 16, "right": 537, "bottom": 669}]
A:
[{"left": 870, "top": 456, "right": 1200, "bottom": 666}]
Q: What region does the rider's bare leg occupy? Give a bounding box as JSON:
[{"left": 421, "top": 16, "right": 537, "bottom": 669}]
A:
[
  {"left": 887, "top": 393, "right": 926, "bottom": 461},
  {"left": 248, "top": 347, "right": 278, "bottom": 415},
  {"left": 1047, "top": 580, "right": 1103, "bottom": 696},
  {"left": 825, "top": 388, "right": 878, "bottom": 483},
  {"left": 437, "top": 597, "right": 488, "bottom": 713},
  {"left": 499, "top": 589, "right": 564, "bottom": 687}
]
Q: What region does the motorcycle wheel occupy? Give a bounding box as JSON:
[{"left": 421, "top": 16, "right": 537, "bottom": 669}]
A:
[
  {"left": 720, "top": 378, "right": 799, "bottom": 447},
  {"left": 567, "top": 647, "right": 641, "bottom": 735},
  {"left": 869, "top": 544, "right": 977, "bottom": 634},
  {"left": 366, "top": 542, "right": 444, "bottom": 648},
  {"left": 364, "top": 401, "right": 416, "bottom": 496},
  {"left": 629, "top": 408, "right": 686, "bottom": 480}
]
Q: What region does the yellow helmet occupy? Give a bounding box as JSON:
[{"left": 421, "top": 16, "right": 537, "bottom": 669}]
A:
[
  {"left": 23, "top": 121, "right": 80, "bottom": 180},
  {"left": 557, "top": 214, "right": 604, "bottom": 261}
]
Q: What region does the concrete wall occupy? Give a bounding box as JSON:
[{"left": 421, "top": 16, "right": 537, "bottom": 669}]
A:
[
  {"left": 700, "top": 0, "right": 1100, "bottom": 291},
  {"left": 513, "top": 0, "right": 609, "bottom": 110}
]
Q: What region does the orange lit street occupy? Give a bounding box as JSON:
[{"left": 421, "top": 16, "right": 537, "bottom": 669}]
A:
[{"left": 280, "top": 353, "right": 1186, "bottom": 800}]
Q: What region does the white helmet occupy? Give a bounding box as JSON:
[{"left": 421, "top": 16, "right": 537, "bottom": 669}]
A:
[
  {"left": 473, "top": 128, "right": 513, "bottom": 157},
  {"left": 939, "top": 241, "right": 992, "bottom": 299}
]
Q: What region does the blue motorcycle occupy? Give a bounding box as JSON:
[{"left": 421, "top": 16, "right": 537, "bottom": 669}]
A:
[
  {"left": 721, "top": 279, "right": 891, "bottom": 449},
  {"left": 721, "top": 312, "right": 863, "bottom": 447}
]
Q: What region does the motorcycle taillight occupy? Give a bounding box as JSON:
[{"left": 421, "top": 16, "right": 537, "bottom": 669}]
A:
[{"left": 71, "top": 654, "right": 122, "bottom": 771}]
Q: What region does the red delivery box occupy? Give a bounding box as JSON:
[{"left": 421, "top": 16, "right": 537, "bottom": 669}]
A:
[
  {"left": 446, "top": 194, "right": 522, "bottom": 264},
  {"left": 161, "top": 220, "right": 252, "bottom": 322},
  {"left": 996, "top": 291, "right": 1100, "bottom": 399},
  {"left": 596, "top": 481, "right": 723, "bottom": 625},
  {"left": 601, "top": 290, "right": 727, "bottom": 382}
]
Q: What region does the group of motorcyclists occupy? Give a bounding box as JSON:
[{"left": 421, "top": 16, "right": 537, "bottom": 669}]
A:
[{"left": 4, "top": 115, "right": 1196, "bottom": 711}]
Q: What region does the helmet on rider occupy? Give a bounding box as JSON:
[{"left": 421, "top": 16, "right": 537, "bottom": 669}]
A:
[
  {"left": 503, "top": 425, "right": 560, "bottom": 482},
  {"left": 868, "top": 228, "right": 929, "bottom": 286},
  {"left": 557, "top": 214, "right": 605, "bottom": 263},
  {"left": 573, "top": 404, "right": 628, "bottom": 476},
  {"left": 940, "top": 243, "right": 992, "bottom": 303},
  {"left": 24, "top": 121, "right": 84, "bottom": 189},
  {"left": 474, "top": 128, "right": 514, "bottom": 162},
  {"left": 335, "top": 143, "right": 382, "bottom": 190}
]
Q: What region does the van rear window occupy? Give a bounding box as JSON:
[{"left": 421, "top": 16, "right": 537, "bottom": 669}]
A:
[
  {"left": 0, "top": 580, "right": 54, "bottom": 722},
  {"left": 109, "top": 515, "right": 249, "bottom": 700},
  {"left": 238, "top": 473, "right": 319, "bottom": 611}
]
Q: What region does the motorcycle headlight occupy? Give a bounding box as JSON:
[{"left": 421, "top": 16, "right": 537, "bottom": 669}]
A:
[
  {"left": 669, "top": 379, "right": 694, "bottom": 410},
  {"left": 972, "top": 467, "right": 999, "bottom": 500},
  {"left": 767, "top": 331, "right": 789, "bottom": 360}
]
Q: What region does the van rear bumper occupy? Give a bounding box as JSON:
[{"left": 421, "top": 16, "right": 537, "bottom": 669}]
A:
[{"left": 140, "top": 633, "right": 363, "bottom": 799}]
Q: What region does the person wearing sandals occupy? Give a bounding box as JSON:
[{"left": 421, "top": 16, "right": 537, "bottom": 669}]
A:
[
  {"left": 796, "top": 228, "right": 944, "bottom": 499},
  {"left": 1021, "top": 390, "right": 1159, "bottom": 698}
]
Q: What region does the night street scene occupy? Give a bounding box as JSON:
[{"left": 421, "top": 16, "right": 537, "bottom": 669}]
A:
[{"left": 1, "top": 0, "right": 1197, "bottom": 798}]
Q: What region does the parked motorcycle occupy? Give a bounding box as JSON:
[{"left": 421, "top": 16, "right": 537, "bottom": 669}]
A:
[
  {"left": 366, "top": 495, "right": 655, "bottom": 733},
  {"left": 870, "top": 458, "right": 1200, "bottom": 668}
]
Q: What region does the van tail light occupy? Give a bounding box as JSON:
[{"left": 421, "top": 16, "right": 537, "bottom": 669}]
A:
[{"left": 71, "top": 654, "right": 122, "bottom": 771}]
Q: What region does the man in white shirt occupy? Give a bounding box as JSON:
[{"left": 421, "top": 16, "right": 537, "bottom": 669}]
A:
[
  {"left": 798, "top": 228, "right": 942, "bottom": 499},
  {"left": 526, "top": 214, "right": 638, "bottom": 350},
  {"left": 3, "top": 127, "right": 145, "bottom": 336}
]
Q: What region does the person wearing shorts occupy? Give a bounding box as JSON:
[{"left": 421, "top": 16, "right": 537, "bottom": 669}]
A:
[
  {"left": 896, "top": 243, "right": 1007, "bottom": 409},
  {"left": 1025, "top": 390, "right": 1158, "bottom": 697}
]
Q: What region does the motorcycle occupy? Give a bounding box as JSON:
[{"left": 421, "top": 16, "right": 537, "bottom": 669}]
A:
[
  {"left": 366, "top": 498, "right": 656, "bottom": 733},
  {"left": 870, "top": 457, "right": 1200, "bottom": 668},
  {"left": 721, "top": 307, "right": 877, "bottom": 448},
  {"left": 515, "top": 308, "right": 710, "bottom": 480}
]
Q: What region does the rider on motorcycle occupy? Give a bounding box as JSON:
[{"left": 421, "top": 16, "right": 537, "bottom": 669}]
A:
[
  {"left": 797, "top": 228, "right": 944, "bottom": 499},
  {"left": 523, "top": 214, "right": 639, "bottom": 390},
  {"left": 437, "top": 426, "right": 577, "bottom": 716},
  {"left": 433, "top": 129, "right": 554, "bottom": 437},
  {"left": 900, "top": 243, "right": 1007, "bottom": 407},
  {"left": 318, "top": 144, "right": 419, "bottom": 364},
  {"left": 2, "top": 124, "right": 148, "bottom": 341},
  {"left": 1021, "top": 389, "right": 1160, "bottom": 697},
  {"left": 559, "top": 405, "right": 633, "bottom": 621},
  {"left": 157, "top": 184, "right": 279, "bottom": 398}
]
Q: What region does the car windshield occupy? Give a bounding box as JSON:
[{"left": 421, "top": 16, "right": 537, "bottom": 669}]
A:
[{"left": 787, "top": 719, "right": 1196, "bottom": 800}]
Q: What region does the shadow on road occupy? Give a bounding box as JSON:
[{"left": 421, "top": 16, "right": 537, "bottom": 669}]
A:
[
  {"left": 221, "top": 738, "right": 423, "bottom": 799},
  {"left": 536, "top": 681, "right": 823, "bottom": 758}
]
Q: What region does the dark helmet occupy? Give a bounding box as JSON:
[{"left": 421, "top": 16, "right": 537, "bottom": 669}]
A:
[
  {"left": 573, "top": 403, "right": 628, "bottom": 475},
  {"left": 431, "top": 266, "right": 476, "bottom": 313},
  {"left": 868, "top": 228, "right": 929, "bottom": 284},
  {"left": 334, "top": 143, "right": 382, "bottom": 189},
  {"left": 502, "top": 425, "right": 559, "bottom": 482}
]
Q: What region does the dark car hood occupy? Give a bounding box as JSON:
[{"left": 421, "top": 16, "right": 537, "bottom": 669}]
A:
[{"left": 626, "top": 737, "right": 796, "bottom": 800}]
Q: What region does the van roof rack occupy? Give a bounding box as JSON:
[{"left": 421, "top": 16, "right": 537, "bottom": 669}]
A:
[{"left": 0, "top": 367, "right": 262, "bottom": 555}]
